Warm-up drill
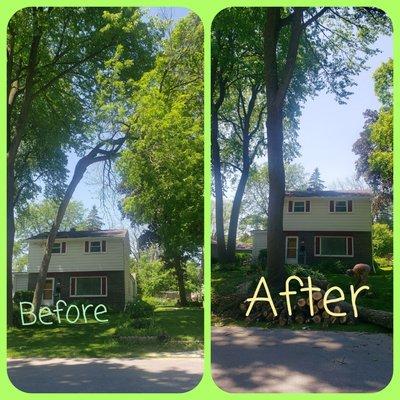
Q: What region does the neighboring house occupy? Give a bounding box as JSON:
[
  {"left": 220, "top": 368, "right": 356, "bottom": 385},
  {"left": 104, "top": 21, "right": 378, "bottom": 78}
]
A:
[
  {"left": 13, "top": 229, "right": 136, "bottom": 310},
  {"left": 252, "top": 190, "right": 373, "bottom": 267}
]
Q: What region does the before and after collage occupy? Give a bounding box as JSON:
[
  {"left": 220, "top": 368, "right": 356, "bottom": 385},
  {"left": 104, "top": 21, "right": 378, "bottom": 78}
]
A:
[{"left": 3, "top": 2, "right": 396, "bottom": 398}]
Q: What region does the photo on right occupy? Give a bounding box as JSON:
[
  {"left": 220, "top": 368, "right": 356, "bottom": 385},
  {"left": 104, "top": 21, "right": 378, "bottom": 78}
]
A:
[{"left": 211, "top": 7, "right": 393, "bottom": 393}]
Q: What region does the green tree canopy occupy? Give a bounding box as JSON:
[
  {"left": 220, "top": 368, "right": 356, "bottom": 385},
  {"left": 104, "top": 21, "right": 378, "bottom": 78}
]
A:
[
  {"left": 84, "top": 205, "right": 104, "bottom": 230},
  {"left": 117, "top": 14, "right": 203, "bottom": 305},
  {"left": 308, "top": 168, "right": 325, "bottom": 191}
]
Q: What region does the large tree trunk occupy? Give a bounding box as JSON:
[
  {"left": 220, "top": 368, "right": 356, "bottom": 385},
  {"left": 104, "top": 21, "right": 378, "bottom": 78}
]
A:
[
  {"left": 31, "top": 139, "right": 124, "bottom": 314},
  {"left": 226, "top": 157, "right": 250, "bottom": 261},
  {"left": 31, "top": 159, "right": 89, "bottom": 314},
  {"left": 7, "top": 15, "right": 43, "bottom": 325},
  {"left": 174, "top": 258, "right": 188, "bottom": 307},
  {"left": 263, "top": 8, "right": 303, "bottom": 292},
  {"left": 212, "top": 107, "right": 228, "bottom": 263}
]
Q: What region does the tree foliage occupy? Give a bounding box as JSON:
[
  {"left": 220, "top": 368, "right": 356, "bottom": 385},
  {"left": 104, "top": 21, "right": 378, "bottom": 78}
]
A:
[
  {"left": 372, "top": 222, "right": 392, "bottom": 258},
  {"left": 353, "top": 58, "right": 393, "bottom": 222},
  {"left": 84, "top": 205, "right": 104, "bottom": 230},
  {"left": 308, "top": 167, "right": 325, "bottom": 191},
  {"left": 118, "top": 14, "right": 203, "bottom": 305}
]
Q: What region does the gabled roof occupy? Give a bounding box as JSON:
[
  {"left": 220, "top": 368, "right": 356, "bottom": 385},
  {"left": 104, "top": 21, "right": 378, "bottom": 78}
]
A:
[
  {"left": 27, "top": 229, "right": 128, "bottom": 240},
  {"left": 285, "top": 190, "right": 372, "bottom": 198}
]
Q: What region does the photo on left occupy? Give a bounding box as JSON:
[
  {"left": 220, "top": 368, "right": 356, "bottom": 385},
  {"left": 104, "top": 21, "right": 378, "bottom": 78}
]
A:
[{"left": 6, "top": 7, "right": 203, "bottom": 393}]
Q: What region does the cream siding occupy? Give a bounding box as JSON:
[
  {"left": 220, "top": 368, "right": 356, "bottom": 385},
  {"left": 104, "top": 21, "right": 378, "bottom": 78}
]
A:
[
  {"left": 28, "top": 237, "right": 125, "bottom": 273},
  {"left": 252, "top": 230, "right": 267, "bottom": 260},
  {"left": 283, "top": 197, "right": 372, "bottom": 232},
  {"left": 13, "top": 273, "right": 29, "bottom": 292}
]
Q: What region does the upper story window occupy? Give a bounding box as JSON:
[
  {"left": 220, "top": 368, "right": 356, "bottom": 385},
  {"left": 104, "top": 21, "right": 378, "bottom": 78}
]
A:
[
  {"left": 84, "top": 240, "right": 107, "bottom": 253},
  {"left": 329, "top": 200, "right": 353, "bottom": 213},
  {"left": 52, "top": 242, "right": 66, "bottom": 254},
  {"left": 288, "top": 200, "right": 310, "bottom": 213}
]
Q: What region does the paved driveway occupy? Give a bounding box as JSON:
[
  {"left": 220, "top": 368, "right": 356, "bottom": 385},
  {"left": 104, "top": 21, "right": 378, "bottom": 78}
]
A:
[
  {"left": 212, "top": 326, "right": 392, "bottom": 393},
  {"left": 8, "top": 354, "right": 202, "bottom": 393}
]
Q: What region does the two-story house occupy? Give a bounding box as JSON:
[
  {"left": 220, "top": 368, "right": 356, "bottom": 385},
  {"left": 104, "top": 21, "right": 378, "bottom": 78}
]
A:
[
  {"left": 252, "top": 190, "right": 373, "bottom": 267},
  {"left": 14, "top": 229, "right": 136, "bottom": 310}
]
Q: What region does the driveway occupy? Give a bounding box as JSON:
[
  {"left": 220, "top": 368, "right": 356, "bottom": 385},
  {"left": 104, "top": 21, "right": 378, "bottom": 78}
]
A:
[
  {"left": 212, "top": 326, "right": 392, "bottom": 393},
  {"left": 8, "top": 353, "right": 203, "bottom": 393}
]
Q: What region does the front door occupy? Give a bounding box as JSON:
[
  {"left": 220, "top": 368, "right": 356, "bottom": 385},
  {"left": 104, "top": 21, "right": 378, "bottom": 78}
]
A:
[
  {"left": 285, "top": 236, "right": 298, "bottom": 264},
  {"left": 42, "top": 278, "right": 54, "bottom": 306}
]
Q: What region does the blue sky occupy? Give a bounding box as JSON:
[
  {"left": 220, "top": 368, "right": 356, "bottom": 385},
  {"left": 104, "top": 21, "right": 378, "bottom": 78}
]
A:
[
  {"left": 65, "top": 16, "right": 392, "bottom": 229},
  {"left": 292, "top": 35, "right": 392, "bottom": 187}
]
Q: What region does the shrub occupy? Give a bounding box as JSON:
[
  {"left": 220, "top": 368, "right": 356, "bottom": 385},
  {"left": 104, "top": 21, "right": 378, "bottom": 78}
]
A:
[
  {"left": 131, "top": 317, "right": 154, "bottom": 329},
  {"left": 285, "top": 264, "right": 326, "bottom": 282},
  {"left": 125, "top": 299, "right": 155, "bottom": 319},
  {"left": 312, "top": 259, "right": 349, "bottom": 274},
  {"left": 372, "top": 223, "right": 393, "bottom": 258},
  {"left": 13, "top": 290, "right": 34, "bottom": 304}
]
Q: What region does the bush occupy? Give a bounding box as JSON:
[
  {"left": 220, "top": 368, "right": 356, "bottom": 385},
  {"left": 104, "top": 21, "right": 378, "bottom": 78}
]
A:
[
  {"left": 13, "top": 290, "right": 34, "bottom": 304},
  {"left": 131, "top": 317, "right": 154, "bottom": 329},
  {"left": 372, "top": 223, "right": 393, "bottom": 258},
  {"left": 285, "top": 264, "right": 326, "bottom": 282},
  {"left": 125, "top": 299, "right": 155, "bottom": 319},
  {"left": 312, "top": 259, "right": 349, "bottom": 274}
]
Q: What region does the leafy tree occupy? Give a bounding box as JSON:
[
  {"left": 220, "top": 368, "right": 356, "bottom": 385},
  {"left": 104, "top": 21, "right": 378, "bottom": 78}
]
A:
[
  {"left": 331, "top": 174, "right": 368, "bottom": 191},
  {"left": 308, "top": 168, "right": 325, "bottom": 191},
  {"left": 13, "top": 200, "right": 87, "bottom": 272},
  {"left": 15, "top": 200, "right": 87, "bottom": 238},
  {"left": 240, "top": 163, "right": 308, "bottom": 231},
  {"left": 259, "top": 7, "right": 390, "bottom": 291},
  {"left": 118, "top": 14, "right": 203, "bottom": 306},
  {"left": 84, "top": 205, "right": 103, "bottom": 230},
  {"left": 212, "top": 9, "right": 301, "bottom": 263},
  {"left": 353, "top": 59, "right": 393, "bottom": 223},
  {"left": 372, "top": 223, "right": 392, "bottom": 258},
  {"left": 7, "top": 7, "right": 160, "bottom": 324}
]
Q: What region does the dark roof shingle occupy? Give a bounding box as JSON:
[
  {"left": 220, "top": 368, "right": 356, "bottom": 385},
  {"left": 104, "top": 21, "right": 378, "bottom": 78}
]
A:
[{"left": 28, "top": 229, "right": 127, "bottom": 240}]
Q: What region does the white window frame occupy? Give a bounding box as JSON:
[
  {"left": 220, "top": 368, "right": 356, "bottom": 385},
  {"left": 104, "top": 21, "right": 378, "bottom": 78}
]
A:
[
  {"left": 288, "top": 200, "right": 311, "bottom": 213},
  {"left": 293, "top": 201, "right": 305, "bottom": 213},
  {"left": 330, "top": 200, "right": 352, "bottom": 213},
  {"left": 70, "top": 276, "right": 108, "bottom": 298},
  {"left": 51, "top": 241, "right": 66, "bottom": 255},
  {"left": 84, "top": 240, "right": 107, "bottom": 254},
  {"left": 314, "top": 236, "right": 354, "bottom": 258}
]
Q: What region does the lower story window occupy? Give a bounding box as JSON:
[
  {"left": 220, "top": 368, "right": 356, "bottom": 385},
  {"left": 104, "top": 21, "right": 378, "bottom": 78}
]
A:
[
  {"left": 70, "top": 276, "right": 107, "bottom": 297},
  {"left": 315, "top": 236, "right": 353, "bottom": 257}
]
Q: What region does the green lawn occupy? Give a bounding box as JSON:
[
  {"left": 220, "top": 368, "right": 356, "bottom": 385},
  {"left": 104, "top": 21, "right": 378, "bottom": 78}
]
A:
[
  {"left": 212, "top": 262, "right": 393, "bottom": 333},
  {"left": 8, "top": 306, "right": 203, "bottom": 358}
]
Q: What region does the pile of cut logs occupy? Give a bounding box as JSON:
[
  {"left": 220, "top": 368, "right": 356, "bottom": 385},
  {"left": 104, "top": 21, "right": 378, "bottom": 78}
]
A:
[{"left": 241, "top": 290, "right": 355, "bottom": 327}]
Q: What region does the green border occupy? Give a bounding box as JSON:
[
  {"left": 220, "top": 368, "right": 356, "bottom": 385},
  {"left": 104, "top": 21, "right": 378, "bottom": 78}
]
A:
[{"left": 0, "top": 0, "right": 397, "bottom": 398}]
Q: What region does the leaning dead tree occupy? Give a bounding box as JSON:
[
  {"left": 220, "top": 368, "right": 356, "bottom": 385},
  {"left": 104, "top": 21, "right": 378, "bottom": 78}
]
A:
[{"left": 31, "top": 137, "right": 125, "bottom": 314}]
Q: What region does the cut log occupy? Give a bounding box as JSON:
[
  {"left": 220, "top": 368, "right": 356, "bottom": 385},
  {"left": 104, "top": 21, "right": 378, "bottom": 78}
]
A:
[
  {"left": 334, "top": 305, "right": 342, "bottom": 314},
  {"left": 297, "top": 298, "right": 306, "bottom": 307},
  {"left": 339, "top": 301, "right": 392, "bottom": 330},
  {"left": 312, "top": 291, "right": 323, "bottom": 301},
  {"left": 317, "top": 299, "right": 324, "bottom": 309},
  {"left": 339, "top": 316, "right": 347, "bottom": 324},
  {"left": 295, "top": 314, "right": 305, "bottom": 324},
  {"left": 312, "top": 315, "right": 322, "bottom": 324}
]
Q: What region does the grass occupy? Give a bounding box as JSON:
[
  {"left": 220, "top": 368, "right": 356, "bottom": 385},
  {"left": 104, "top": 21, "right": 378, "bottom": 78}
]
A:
[
  {"left": 212, "top": 261, "right": 393, "bottom": 334},
  {"left": 8, "top": 306, "right": 203, "bottom": 358}
]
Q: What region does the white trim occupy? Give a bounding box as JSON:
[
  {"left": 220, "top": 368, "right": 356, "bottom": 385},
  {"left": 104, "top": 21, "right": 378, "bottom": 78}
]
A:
[
  {"left": 314, "top": 235, "right": 354, "bottom": 257},
  {"left": 329, "top": 200, "right": 353, "bottom": 213},
  {"left": 84, "top": 240, "right": 108, "bottom": 254},
  {"left": 51, "top": 241, "right": 67, "bottom": 255},
  {"left": 42, "top": 277, "right": 55, "bottom": 306},
  {"left": 285, "top": 236, "right": 299, "bottom": 264},
  {"left": 70, "top": 275, "right": 108, "bottom": 297}
]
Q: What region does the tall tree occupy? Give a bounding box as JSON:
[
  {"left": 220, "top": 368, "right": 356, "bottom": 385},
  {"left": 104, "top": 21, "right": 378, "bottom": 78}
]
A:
[
  {"left": 7, "top": 7, "right": 160, "bottom": 324},
  {"left": 260, "top": 7, "right": 390, "bottom": 291},
  {"left": 308, "top": 167, "right": 325, "bottom": 191},
  {"left": 84, "top": 205, "right": 104, "bottom": 230},
  {"left": 118, "top": 14, "right": 203, "bottom": 306},
  {"left": 241, "top": 163, "right": 307, "bottom": 231},
  {"left": 353, "top": 58, "right": 393, "bottom": 223},
  {"left": 212, "top": 9, "right": 301, "bottom": 262}
]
